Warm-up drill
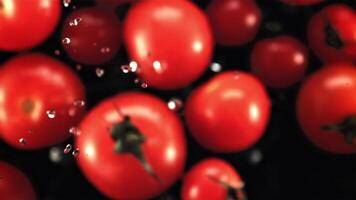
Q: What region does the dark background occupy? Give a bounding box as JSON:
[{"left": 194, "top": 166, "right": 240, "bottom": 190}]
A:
[{"left": 0, "top": 0, "right": 355, "bottom": 199}]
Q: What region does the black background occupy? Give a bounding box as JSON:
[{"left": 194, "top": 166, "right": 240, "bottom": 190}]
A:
[{"left": 0, "top": 0, "right": 355, "bottom": 199}]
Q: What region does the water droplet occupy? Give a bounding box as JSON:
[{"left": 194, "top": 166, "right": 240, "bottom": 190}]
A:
[
  {"left": 76, "top": 64, "right": 82, "bottom": 71},
  {"left": 69, "top": 127, "right": 81, "bottom": 136},
  {"left": 210, "top": 62, "right": 222, "bottom": 72},
  {"left": 62, "top": 37, "right": 71, "bottom": 45},
  {"left": 121, "top": 65, "right": 131, "bottom": 73},
  {"left": 19, "top": 138, "right": 27, "bottom": 145},
  {"left": 63, "top": 144, "right": 72, "bottom": 154},
  {"left": 72, "top": 148, "right": 80, "bottom": 157},
  {"left": 129, "top": 61, "right": 138, "bottom": 72},
  {"left": 100, "top": 47, "right": 111, "bottom": 53},
  {"left": 69, "top": 18, "right": 82, "bottom": 26},
  {"left": 134, "top": 78, "right": 140, "bottom": 84},
  {"left": 167, "top": 98, "right": 183, "bottom": 111},
  {"left": 141, "top": 82, "right": 148, "bottom": 88},
  {"left": 153, "top": 61, "right": 163, "bottom": 73},
  {"left": 73, "top": 100, "right": 85, "bottom": 107},
  {"left": 96, "top": 68, "right": 105, "bottom": 77},
  {"left": 249, "top": 149, "right": 263, "bottom": 165},
  {"left": 54, "top": 50, "right": 61, "bottom": 56},
  {"left": 63, "top": 0, "right": 71, "bottom": 7},
  {"left": 46, "top": 110, "right": 56, "bottom": 119},
  {"left": 49, "top": 147, "right": 65, "bottom": 163}
]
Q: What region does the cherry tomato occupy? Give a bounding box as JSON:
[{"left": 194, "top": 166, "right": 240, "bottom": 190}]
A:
[
  {"left": 297, "top": 63, "right": 356, "bottom": 154},
  {"left": 0, "top": 0, "right": 61, "bottom": 51},
  {"left": 0, "top": 54, "right": 86, "bottom": 149},
  {"left": 124, "top": 0, "right": 213, "bottom": 90},
  {"left": 182, "top": 158, "right": 246, "bottom": 200},
  {"left": 308, "top": 4, "right": 356, "bottom": 63},
  {"left": 207, "top": 0, "right": 261, "bottom": 46},
  {"left": 0, "top": 161, "right": 36, "bottom": 200},
  {"left": 281, "top": 0, "right": 323, "bottom": 6},
  {"left": 76, "top": 92, "right": 186, "bottom": 199},
  {"left": 185, "top": 71, "right": 271, "bottom": 153},
  {"left": 251, "top": 36, "right": 309, "bottom": 88},
  {"left": 61, "top": 7, "right": 121, "bottom": 65}
]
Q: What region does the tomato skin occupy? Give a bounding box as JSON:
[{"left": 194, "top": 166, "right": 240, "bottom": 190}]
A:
[
  {"left": 297, "top": 63, "right": 356, "bottom": 154},
  {"left": 308, "top": 4, "right": 356, "bottom": 64},
  {"left": 0, "top": 162, "right": 36, "bottom": 200},
  {"left": 76, "top": 92, "right": 186, "bottom": 199},
  {"left": 281, "top": 0, "right": 323, "bottom": 5},
  {"left": 124, "top": 0, "right": 213, "bottom": 90},
  {"left": 0, "top": 54, "right": 86, "bottom": 149},
  {"left": 251, "top": 36, "right": 308, "bottom": 89},
  {"left": 61, "top": 7, "right": 121, "bottom": 65},
  {"left": 185, "top": 71, "right": 271, "bottom": 153},
  {"left": 181, "top": 158, "right": 244, "bottom": 200},
  {"left": 0, "top": 0, "right": 61, "bottom": 51},
  {"left": 207, "top": 0, "right": 261, "bottom": 46}
]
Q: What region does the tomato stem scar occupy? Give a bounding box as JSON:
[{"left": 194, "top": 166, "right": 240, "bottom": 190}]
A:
[
  {"left": 207, "top": 175, "right": 247, "bottom": 200},
  {"left": 322, "top": 116, "right": 356, "bottom": 146}
]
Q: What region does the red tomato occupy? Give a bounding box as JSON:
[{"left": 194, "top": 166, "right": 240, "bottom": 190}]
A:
[
  {"left": 251, "top": 36, "right": 309, "bottom": 88},
  {"left": 76, "top": 92, "right": 186, "bottom": 199},
  {"left": 281, "top": 0, "right": 323, "bottom": 5},
  {"left": 124, "top": 0, "right": 213, "bottom": 90},
  {"left": 0, "top": 54, "right": 86, "bottom": 149},
  {"left": 297, "top": 63, "right": 356, "bottom": 154},
  {"left": 185, "top": 71, "right": 271, "bottom": 153},
  {"left": 0, "top": 0, "right": 61, "bottom": 51},
  {"left": 308, "top": 4, "right": 356, "bottom": 63},
  {"left": 207, "top": 0, "right": 261, "bottom": 46},
  {"left": 181, "top": 158, "right": 246, "bottom": 200},
  {"left": 61, "top": 7, "right": 121, "bottom": 65},
  {"left": 0, "top": 162, "right": 36, "bottom": 200}
]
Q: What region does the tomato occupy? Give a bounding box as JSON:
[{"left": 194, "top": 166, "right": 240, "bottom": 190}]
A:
[
  {"left": 308, "top": 4, "right": 356, "bottom": 63},
  {"left": 206, "top": 0, "right": 261, "bottom": 46},
  {"left": 185, "top": 71, "right": 271, "bottom": 153},
  {"left": 251, "top": 36, "right": 309, "bottom": 89},
  {"left": 281, "top": 0, "right": 323, "bottom": 5},
  {"left": 124, "top": 0, "right": 213, "bottom": 90},
  {"left": 0, "top": 54, "right": 86, "bottom": 149},
  {"left": 297, "top": 63, "right": 356, "bottom": 154},
  {"left": 0, "top": 0, "right": 61, "bottom": 51},
  {"left": 76, "top": 92, "right": 186, "bottom": 199},
  {"left": 0, "top": 161, "right": 36, "bottom": 200},
  {"left": 181, "top": 158, "right": 246, "bottom": 200},
  {"left": 61, "top": 7, "right": 121, "bottom": 65}
]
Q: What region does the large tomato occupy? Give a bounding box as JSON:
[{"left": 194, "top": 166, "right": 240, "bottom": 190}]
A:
[
  {"left": 185, "top": 71, "right": 271, "bottom": 153},
  {"left": 124, "top": 0, "right": 213, "bottom": 90},
  {"left": 0, "top": 161, "right": 36, "bottom": 200},
  {"left": 61, "top": 7, "right": 121, "bottom": 65},
  {"left": 297, "top": 63, "right": 356, "bottom": 154},
  {"left": 281, "top": 0, "right": 323, "bottom": 5},
  {"left": 182, "top": 158, "right": 246, "bottom": 200},
  {"left": 308, "top": 4, "right": 356, "bottom": 63},
  {"left": 0, "top": 0, "right": 61, "bottom": 51},
  {"left": 0, "top": 54, "right": 86, "bottom": 149},
  {"left": 76, "top": 92, "right": 186, "bottom": 199}
]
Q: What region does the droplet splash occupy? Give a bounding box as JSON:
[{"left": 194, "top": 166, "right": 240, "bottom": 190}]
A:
[
  {"left": 62, "top": 37, "right": 71, "bottom": 45},
  {"left": 69, "top": 18, "right": 82, "bottom": 26},
  {"left": 210, "top": 62, "right": 222, "bottom": 72},
  {"left": 96, "top": 68, "right": 105, "bottom": 77},
  {"left": 19, "top": 138, "right": 27, "bottom": 145},
  {"left": 46, "top": 110, "right": 56, "bottom": 119},
  {"left": 63, "top": 144, "right": 72, "bottom": 154},
  {"left": 121, "top": 65, "right": 131, "bottom": 73},
  {"left": 129, "top": 61, "right": 138, "bottom": 72},
  {"left": 140, "top": 82, "right": 148, "bottom": 88},
  {"left": 167, "top": 98, "right": 183, "bottom": 111},
  {"left": 72, "top": 148, "right": 80, "bottom": 157},
  {"left": 63, "top": 0, "right": 71, "bottom": 7},
  {"left": 69, "top": 127, "right": 81, "bottom": 136}
]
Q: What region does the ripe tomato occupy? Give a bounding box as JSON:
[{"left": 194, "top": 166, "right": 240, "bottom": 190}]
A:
[
  {"left": 124, "top": 0, "right": 213, "bottom": 90},
  {"left": 297, "top": 63, "right": 356, "bottom": 154},
  {"left": 181, "top": 158, "right": 246, "bottom": 200},
  {"left": 0, "top": 0, "right": 61, "bottom": 51},
  {"left": 0, "top": 54, "right": 86, "bottom": 149},
  {"left": 308, "top": 4, "right": 356, "bottom": 63},
  {"left": 61, "top": 7, "right": 121, "bottom": 65},
  {"left": 0, "top": 161, "right": 36, "bottom": 200},
  {"left": 185, "top": 71, "right": 271, "bottom": 153},
  {"left": 207, "top": 0, "right": 261, "bottom": 46},
  {"left": 281, "top": 0, "right": 323, "bottom": 5},
  {"left": 76, "top": 92, "right": 186, "bottom": 199},
  {"left": 251, "top": 36, "right": 309, "bottom": 89}
]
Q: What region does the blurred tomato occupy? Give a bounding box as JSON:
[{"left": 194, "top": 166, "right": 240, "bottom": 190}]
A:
[
  {"left": 124, "top": 0, "right": 213, "bottom": 90},
  {"left": 185, "top": 71, "right": 271, "bottom": 152},
  {"left": 76, "top": 92, "right": 186, "bottom": 199},
  {"left": 0, "top": 0, "right": 61, "bottom": 51},
  {"left": 0, "top": 54, "right": 86, "bottom": 149}
]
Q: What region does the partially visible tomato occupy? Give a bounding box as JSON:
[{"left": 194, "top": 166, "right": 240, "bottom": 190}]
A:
[
  {"left": 124, "top": 0, "right": 213, "bottom": 90},
  {"left": 281, "top": 0, "right": 323, "bottom": 5},
  {"left": 0, "top": 54, "right": 86, "bottom": 149},
  {"left": 207, "top": 0, "right": 261, "bottom": 46},
  {"left": 0, "top": 0, "right": 61, "bottom": 51},
  {"left": 61, "top": 7, "right": 121, "bottom": 65},
  {"left": 182, "top": 158, "right": 246, "bottom": 200},
  {"left": 308, "top": 4, "right": 356, "bottom": 63},
  {"left": 76, "top": 92, "right": 186, "bottom": 199},
  {"left": 185, "top": 71, "right": 271, "bottom": 153},
  {"left": 251, "top": 36, "right": 309, "bottom": 89},
  {"left": 297, "top": 63, "right": 356, "bottom": 154},
  {"left": 0, "top": 161, "right": 36, "bottom": 200}
]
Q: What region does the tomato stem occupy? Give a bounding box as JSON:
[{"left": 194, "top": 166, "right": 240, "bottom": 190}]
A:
[
  {"left": 207, "top": 175, "right": 247, "bottom": 200},
  {"left": 324, "top": 23, "right": 343, "bottom": 49},
  {"left": 322, "top": 116, "right": 356, "bottom": 145}
]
